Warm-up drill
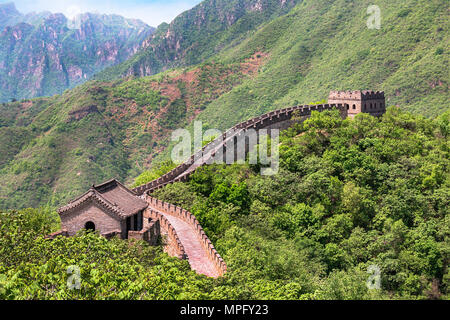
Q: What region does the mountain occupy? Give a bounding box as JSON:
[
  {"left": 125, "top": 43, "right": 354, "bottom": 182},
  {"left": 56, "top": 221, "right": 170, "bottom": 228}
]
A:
[
  {"left": 95, "top": 0, "right": 302, "bottom": 80},
  {"left": 0, "top": 2, "right": 22, "bottom": 29},
  {"left": 0, "top": 2, "right": 155, "bottom": 102},
  {"left": 0, "top": 0, "right": 448, "bottom": 210},
  {"left": 0, "top": 2, "right": 52, "bottom": 30}
]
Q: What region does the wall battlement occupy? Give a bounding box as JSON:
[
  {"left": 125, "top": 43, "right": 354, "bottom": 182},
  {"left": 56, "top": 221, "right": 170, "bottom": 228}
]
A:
[
  {"left": 328, "top": 90, "right": 385, "bottom": 101},
  {"left": 145, "top": 196, "right": 227, "bottom": 277},
  {"left": 133, "top": 91, "right": 386, "bottom": 196},
  {"left": 132, "top": 103, "right": 346, "bottom": 195},
  {"left": 145, "top": 207, "right": 187, "bottom": 260},
  {"left": 328, "top": 90, "right": 386, "bottom": 118}
]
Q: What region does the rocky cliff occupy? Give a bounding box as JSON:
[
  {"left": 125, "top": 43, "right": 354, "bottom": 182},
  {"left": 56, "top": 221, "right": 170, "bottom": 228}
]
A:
[
  {"left": 96, "top": 0, "right": 300, "bottom": 80},
  {"left": 0, "top": 2, "right": 155, "bottom": 102}
]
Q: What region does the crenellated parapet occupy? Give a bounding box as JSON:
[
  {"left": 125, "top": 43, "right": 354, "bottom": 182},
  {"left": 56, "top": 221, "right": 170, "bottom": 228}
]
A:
[
  {"left": 134, "top": 94, "right": 384, "bottom": 197},
  {"left": 145, "top": 196, "right": 227, "bottom": 276},
  {"left": 128, "top": 219, "right": 161, "bottom": 246},
  {"left": 328, "top": 90, "right": 385, "bottom": 101},
  {"left": 133, "top": 102, "right": 346, "bottom": 195},
  {"left": 361, "top": 90, "right": 385, "bottom": 101},
  {"left": 328, "top": 90, "right": 386, "bottom": 118}
]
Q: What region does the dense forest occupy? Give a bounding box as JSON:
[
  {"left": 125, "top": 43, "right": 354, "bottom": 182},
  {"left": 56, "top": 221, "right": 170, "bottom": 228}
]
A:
[{"left": 1, "top": 108, "right": 448, "bottom": 300}]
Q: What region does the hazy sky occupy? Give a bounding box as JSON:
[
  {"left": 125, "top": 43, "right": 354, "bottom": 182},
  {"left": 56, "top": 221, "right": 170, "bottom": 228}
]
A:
[{"left": 0, "top": 0, "right": 203, "bottom": 26}]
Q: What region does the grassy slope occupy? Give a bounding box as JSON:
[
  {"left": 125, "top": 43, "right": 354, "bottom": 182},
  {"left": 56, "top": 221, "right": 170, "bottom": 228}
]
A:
[
  {"left": 194, "top": 0, "right": 448, "bottom": 132},
  {"left": 95, "top": 0, "right": 302, "bottom": 80},
  {"left": 0, "top": 0, "right": 448, "bottom": 209},
  {"left": 0, "top": 59, "right": 261, "bottom": 209},
  {"left": 151, "top": 0, "right": 449, "bottom": 164}
]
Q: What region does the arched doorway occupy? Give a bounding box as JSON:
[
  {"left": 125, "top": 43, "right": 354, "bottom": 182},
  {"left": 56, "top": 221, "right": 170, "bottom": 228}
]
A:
[{"left": 85, "top": 221, "right": 95, "bottom": 231}]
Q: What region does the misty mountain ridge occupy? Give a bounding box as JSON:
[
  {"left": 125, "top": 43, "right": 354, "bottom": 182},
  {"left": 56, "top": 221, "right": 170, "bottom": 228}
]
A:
[{"left": 0, "top": 2, "right": 155, "bottom": 102}]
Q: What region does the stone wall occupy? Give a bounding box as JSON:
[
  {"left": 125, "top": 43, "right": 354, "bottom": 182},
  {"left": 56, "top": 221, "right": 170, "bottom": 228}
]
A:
[
  {"left": 45, "top": 229, "right": 69, "bottom": 240},
  {"left": 360, "top": 98, "right": 386, "bottom": 117},
  {"left": 128, "top": 219, "right": 160, "bottom": 246},
  {"left": 60, "top": 201, "right": 125, "bottom": 238},
  {"left": 128, "top": 95, "right": 385, "bottom": 277},
  {"left": 145, "top": 196, "right": 227, "bottom": 276},
  {"left": 328, "top": 90, "right": 386, "bottom": 118},
  {"left": 133, "top": 103, "right": 346, "bottom": 195},
  {"left": 102, "top": 229, "right": 122, "bottom": 240},
  {"left": 144, "top": 206, "right": 187, "bottom": 260}
]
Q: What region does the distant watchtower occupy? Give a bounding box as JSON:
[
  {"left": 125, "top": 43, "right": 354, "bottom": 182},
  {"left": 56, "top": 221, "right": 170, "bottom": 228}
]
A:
[{"left": 328, "top": 90, "right": 386, "bottom": 118}]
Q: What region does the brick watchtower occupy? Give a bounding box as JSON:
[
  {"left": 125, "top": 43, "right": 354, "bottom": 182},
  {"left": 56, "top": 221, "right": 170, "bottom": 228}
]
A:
[{"left": 328, "top": 90, "right": 386, "bottom": 118}]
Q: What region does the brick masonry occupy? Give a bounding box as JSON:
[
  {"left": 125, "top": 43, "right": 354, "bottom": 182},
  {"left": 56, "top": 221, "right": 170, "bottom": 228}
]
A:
[
  {"left": 60, "top": 201, "right": 126, "bottom": 238},
  {"left": 328, "top": 90, "right": 386, "bottom": 118},
  {"left": 145, "top": 195, "right": 226, "bottom": 277},
  {"left": 145, "top": 206, "right": 187, "bottom": 259}
]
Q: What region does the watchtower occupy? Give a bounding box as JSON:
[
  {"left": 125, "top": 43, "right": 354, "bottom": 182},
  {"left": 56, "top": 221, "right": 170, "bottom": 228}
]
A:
[
  {"left": 57, "top": 179, "right": 148, "bottom": 239},
  {"left": 328, "top": 90, "right": 386, "bottom": 118}
]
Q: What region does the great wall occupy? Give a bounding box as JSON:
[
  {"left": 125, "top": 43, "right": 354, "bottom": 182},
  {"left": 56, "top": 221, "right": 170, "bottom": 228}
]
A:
[{"left": 56, "top": 91, "right": 386, "bottom": 278}]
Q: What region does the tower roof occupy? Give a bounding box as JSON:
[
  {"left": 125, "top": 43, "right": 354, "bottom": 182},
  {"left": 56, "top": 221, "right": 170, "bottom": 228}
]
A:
[{"left": 58, "top": 179, "right": 147, "bottom": 220}]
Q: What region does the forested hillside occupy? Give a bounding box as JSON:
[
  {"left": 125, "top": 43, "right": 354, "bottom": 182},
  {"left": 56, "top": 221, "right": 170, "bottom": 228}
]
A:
[
  {"left": 99, "top": 0, "right": 448, "bottom": 118},
  {"left": 0, "top": 57, "right": 263, "bottom": 209},
  {"left": 1, "top": 109, "right": 448, "bottom": 299},
  {"left": 0, "top": 0, "right": 448, "bottom": 210}
]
